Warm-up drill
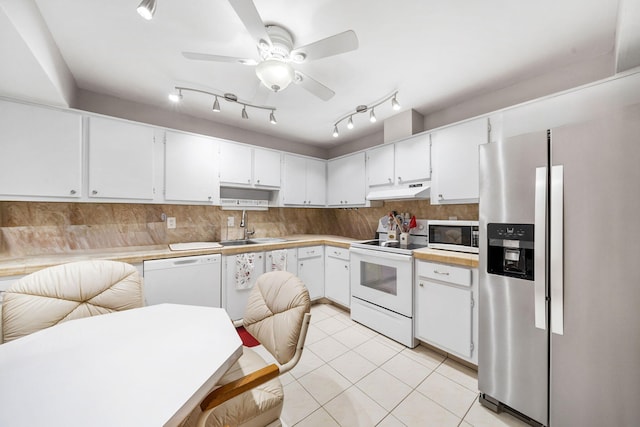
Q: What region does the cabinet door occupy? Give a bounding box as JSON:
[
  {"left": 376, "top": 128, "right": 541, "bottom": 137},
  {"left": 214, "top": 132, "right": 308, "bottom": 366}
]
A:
[
  {"left": 0, "top": 101, "right": 82, "bottom": 198},
  {"left": 416, "top": 279, "right": 472, "bottom": 358},
  {"left": 305, "top": 158, "right": 326, "bottom": 206},
  {"left": 367, "top": 144, "right": 395, "bottom": 187},
  {"left": 395, "top": 133, "right": 431, "bottom": 183},
  {"left": 431, "top": 118, "right": 486, "bottom": 204},
  {"left": 325, "top": 256, "right": 350, "bottom": 307},
  {"left": 253, "top": 148, "right": 281, "bottom": 187},
  {"left": 327, "top": 152, "right": 366, "bottom": 206},
  {"left": 282, "top": 154, "right": 307, "bottom": 205},
  {"left": 266, "top": 248, "right": 297, "bottom": 275},
  {"left": 88, "top": 117, "right": 156, "bottom": 200},
  {"left": 219, "top": 141, "right": 252, "bottom": 186},
  {"left": 224, "top": 252, "right": 265, "bottom": 320},
  {"left": 164, "top": 131, "right": 219, "bottom": 203},
  {"left": 298, "top": 246, "right": 324, "bottom": 300}
]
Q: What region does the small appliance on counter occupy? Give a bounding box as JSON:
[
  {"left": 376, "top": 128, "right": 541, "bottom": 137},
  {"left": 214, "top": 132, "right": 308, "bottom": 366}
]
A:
[{"left": 427, "top": 220, "right": 479, "bottom": 253}]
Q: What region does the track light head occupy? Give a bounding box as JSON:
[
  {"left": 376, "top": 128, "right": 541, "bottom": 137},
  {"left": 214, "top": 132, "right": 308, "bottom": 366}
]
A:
[
  {"left": 137, "top": 0, "right": 156, "bottom": 20},
  {"left": 391, "top": 94, "right": 400, "bottom": 111},
  {"left": 332, "top": 125, "right": 339, "bottom": 138},
  {"left": 241, "top": 106, "right": 249, "bottom": 119},
  {"left": 269, "top": 111, "right": 277, "bottom": 124},
  {"left": 168, "top": 89, "right": 182, "bottom": 103},
  {"left": 212, "top": 97, "right": 220, "bottom": 112},
  {"left": 369, "top": 109, "right": 377, "bottom": 123},
  {"left": 347, "top": 116, "right": 354, "bottom": 130}
]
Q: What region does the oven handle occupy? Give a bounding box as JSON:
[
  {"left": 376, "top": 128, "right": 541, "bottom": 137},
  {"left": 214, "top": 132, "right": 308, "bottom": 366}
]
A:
[{"left": 349, "top": 247, "right": 413, "bottom": 262}]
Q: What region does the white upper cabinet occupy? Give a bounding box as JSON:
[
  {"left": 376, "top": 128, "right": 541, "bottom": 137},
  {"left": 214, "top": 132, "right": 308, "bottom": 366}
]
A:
[
  {"left": 395, "top": 133, "right": 431, "bottom": 184},
  {"left": 366, "top": 144, "right": 394, "bottom": 187},
  {"left": 219, "top": 141, "right": 281, "bottom": 188},
  {"left": 219, "top": 141, "right": 252, "bottom": 186},
  {"left": 282, "top": 154, "right": 326, "bottom": 206},
  {"left": 88, "top": 116, "right": 157, "bottom": 200},
  {"left": 327, "top": 152, "right": 366, "bottom": 206},
  {"left": 431, "top": 118, "right": 487, "bottom": 204},
  {"left": 164, "top": 131, "right": 219, "bottom": 203},
  {"left": 0, "top": 100, "right": 82, "bottom": 199},
  {"left": 253, "top": 147, "right": 281, "bottom": 187}
]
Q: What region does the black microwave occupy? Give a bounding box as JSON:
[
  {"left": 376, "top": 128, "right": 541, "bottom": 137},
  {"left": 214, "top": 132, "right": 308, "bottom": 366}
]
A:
[{"left": 428, "top": 220, "right": 479, "bottom": 253}]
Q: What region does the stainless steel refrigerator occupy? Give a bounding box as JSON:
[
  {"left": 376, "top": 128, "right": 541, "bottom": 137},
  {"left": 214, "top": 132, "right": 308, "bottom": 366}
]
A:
[{"left": 478, "top": 103, "right": 640, "bottom": 426}]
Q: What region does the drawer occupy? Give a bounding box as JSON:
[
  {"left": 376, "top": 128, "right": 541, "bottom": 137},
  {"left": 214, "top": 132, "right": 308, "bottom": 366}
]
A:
[
  {"left": 297, "top": 245, "right": 323, "bottom": 260},
  {"left": 326, "top": 246, "right": 349, "bottom": 261},
  {"left": 417, "top": 261, "right": 472, "bottom": 287}
]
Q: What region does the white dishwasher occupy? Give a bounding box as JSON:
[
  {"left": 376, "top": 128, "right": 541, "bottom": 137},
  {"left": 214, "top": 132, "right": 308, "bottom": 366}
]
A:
[{"left": 143, "top": 254, "right": 222, "bottom": 308}]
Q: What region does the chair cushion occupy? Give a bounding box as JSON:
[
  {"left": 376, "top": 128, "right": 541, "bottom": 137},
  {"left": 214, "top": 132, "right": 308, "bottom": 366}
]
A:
[
  {"left": 243, "top": 271, "right": 310, "bottom": 365},
  {"left": 180, "top": 347, "right": 284, "bottom": 427},
  {"left": 2, "top": 260, "right": 143, "bottom": 342}
]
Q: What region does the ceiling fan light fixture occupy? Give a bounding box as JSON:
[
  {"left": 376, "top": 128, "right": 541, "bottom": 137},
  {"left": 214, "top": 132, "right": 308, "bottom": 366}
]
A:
[
  {"left": 269, "top": 110, "right": 277, "bottom": 124},
  {"left": 241, "top": 106, "right": 249, "bottom": 119},
  {"left": 212, "top": 96, "right": 221, "bottom": 112},
  {"left": 255, "top": 59, "right": 295, "bottom": 92},
  {"left": 137, "top": 0, "right": 156, "bottom": 20}
]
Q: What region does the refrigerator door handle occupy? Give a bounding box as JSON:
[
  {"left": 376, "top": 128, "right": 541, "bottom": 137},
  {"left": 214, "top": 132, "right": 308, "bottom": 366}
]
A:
[
  {"left": 551, "top": 165, "right": 564, "bottom": 335},
  {"left": 534, "top": 167, "right": 547, "bottom": 330}
]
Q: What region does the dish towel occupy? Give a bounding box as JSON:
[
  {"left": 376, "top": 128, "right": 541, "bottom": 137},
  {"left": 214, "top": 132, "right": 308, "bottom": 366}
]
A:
[
  {"left": 270, "top": 249, "right": 288, "bottom": 271},
  {"left": 235, "top": 253, "right": 255, "bottom": 290}
]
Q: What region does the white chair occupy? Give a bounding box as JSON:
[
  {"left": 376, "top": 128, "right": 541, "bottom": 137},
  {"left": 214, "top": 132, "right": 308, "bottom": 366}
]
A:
[
  {"left": 1, "top": 260, "right": 143, "bottom": 343},
  {"left": 181, "top": 270, "right": 311, "bottom": 427}
]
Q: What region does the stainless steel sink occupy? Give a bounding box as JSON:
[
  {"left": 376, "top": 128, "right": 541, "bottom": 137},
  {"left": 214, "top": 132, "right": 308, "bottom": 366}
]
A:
[
  {"left": 220, "top": 239, "right": 258, "bottom": 246},
  {"left": 249, "top": 237, "right": 287, "bottom": 243}
]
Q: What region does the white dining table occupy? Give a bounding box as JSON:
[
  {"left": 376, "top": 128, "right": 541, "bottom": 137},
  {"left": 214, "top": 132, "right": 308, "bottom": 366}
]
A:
[{"left": 0, "top": 303, "right": 243, "bottom": 427}]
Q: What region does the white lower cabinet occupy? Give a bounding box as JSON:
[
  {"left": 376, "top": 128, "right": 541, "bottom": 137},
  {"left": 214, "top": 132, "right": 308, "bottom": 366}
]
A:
[
  {"left": 222, "top": 252, "right": 265, "bottom": 320},
  {"left": 415, "top": 260, "right": 478, "bottom": 364},
  {"left": 265, "top": 248, "right": 297, "bottom": 275},
  {"left": 297, "top": 246, "right": 324, "bottom": 300},
  {"left": 324, "top": 246, "right": 350, "bottom": 307}
]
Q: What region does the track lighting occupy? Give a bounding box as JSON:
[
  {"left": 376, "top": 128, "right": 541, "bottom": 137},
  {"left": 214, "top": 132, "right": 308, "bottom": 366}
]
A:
[
  {"left": 169, "top": 86, "right": 277, "bottom": 124},
  {"left": 331, "top": 91, "right": 399, "bottom": 137},
  {"left": 137, "top": 0, "right": 156, "bottom": 20},
  {"left": 391, "top": 94, "right": 401, "bottom": 111}
]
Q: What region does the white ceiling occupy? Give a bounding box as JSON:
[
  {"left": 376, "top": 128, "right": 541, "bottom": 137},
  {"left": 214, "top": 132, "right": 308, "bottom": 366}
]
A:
[{"left": 0, "top": 0, "right": 637, "bottom": 151}]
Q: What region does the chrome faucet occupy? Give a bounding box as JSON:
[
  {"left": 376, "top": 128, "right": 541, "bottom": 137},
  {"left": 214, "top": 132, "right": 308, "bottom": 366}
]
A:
[{"left": 240, "top": 210, "right": 255, "bottom": 240}]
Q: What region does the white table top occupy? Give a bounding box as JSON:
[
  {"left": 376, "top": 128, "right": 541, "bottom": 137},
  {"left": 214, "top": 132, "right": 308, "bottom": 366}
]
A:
[{"left": 0, "top": 304, "right": 243, "bottom": 427}]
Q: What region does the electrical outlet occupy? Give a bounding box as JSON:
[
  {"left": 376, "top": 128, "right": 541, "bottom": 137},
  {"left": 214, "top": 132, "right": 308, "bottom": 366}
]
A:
[
  {"left": 227, "top": 216, "right": 235, "bottom": 227},
  {"left": 167, "top": 217, "right": 176, "bottom": 229}
]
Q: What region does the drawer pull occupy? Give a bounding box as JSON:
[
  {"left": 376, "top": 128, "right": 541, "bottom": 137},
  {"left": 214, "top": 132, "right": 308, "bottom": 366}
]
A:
[{"left": 433, "top": 270, "right": 450, "bottom": 276}]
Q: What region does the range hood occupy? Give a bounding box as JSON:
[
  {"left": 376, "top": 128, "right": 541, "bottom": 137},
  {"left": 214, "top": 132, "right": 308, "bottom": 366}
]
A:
[{"left": 366, "top": 183, "right": 431, "bottom": 201}]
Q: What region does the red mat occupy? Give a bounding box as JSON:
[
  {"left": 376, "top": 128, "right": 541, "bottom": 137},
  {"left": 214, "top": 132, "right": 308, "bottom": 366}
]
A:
[{"left": 236, "top": 326, "right": 260, "bottom": 347}]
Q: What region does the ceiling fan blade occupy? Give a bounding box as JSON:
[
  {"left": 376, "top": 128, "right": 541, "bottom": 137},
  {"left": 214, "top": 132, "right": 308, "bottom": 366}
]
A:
[
  {"left": 182, "top": 52, "right": 257, "bottom": 65},
  {"left": 292, "top": 30, "right": 359, "bottom": 62},
  {"left": 294, "top": 71, "right": 335, "bottom": 101},
  {"left": 228, "top": 0, "right": 272, "bottom": 48}
]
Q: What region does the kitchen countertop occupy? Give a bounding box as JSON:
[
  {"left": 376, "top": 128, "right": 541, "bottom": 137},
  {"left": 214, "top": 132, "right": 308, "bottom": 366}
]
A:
[{"left": 0, "top": 235, "right": 479, "bottom": 277}]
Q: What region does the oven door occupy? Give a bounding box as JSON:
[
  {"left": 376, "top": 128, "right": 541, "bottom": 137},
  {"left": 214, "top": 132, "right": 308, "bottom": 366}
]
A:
[{"left": 350, "top": 247, "right": 413, "bottom": 317}]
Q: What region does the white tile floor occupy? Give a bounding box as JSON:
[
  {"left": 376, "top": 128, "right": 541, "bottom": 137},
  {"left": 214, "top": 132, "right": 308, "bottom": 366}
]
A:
[{"left": 252, "top": 303, "right": 531, "bottom": 427}]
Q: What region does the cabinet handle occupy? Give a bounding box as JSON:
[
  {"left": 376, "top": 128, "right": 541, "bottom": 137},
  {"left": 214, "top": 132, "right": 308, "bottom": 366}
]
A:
[
  {"left": 247, "top": 179, "right": 251, "bottom": 183},
  {"left": 70, "top": 190, "right": 76, "bottom": 195},
  {"left": 388, "top": 177, "right": 393, "bottom": 183},
  {"left": 208, "top": 196, "right": 212, "bottom": 200},
  {"left": 256, "top": 179, "right": 260, "bottom": 184},
  {"left": 438, "top": 194, "right": 444, "bottom": 200},
  {"left": 419, "top": 282, "right": 424, "bottom": 287},
  {"left": 433, "top": 270, "right": 450, "bottom": 276},
  {"left": 91, "top": 190, "right": 98, "bottom": 195},
  {"left": 344, "top": 265, "right": 349, "bottom": 270},
  {"left": 398, "top": 176, "right": 402, "bottom": 183}
]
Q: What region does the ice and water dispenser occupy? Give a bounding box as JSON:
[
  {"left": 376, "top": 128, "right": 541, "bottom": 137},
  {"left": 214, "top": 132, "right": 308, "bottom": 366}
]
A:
[{"left": 486, "top": 223, "right": 535, "bottom": 280}]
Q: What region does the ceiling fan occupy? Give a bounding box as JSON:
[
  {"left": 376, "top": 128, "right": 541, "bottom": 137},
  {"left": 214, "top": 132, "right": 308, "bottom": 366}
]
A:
[{"left": 181, "top": 0, "right": 359, "bottom": 101}]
